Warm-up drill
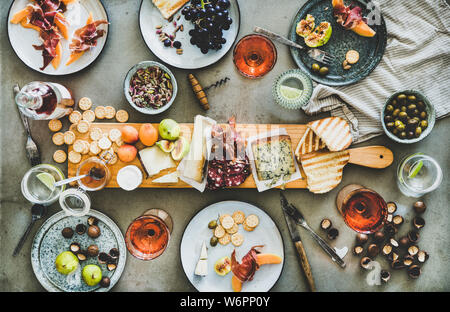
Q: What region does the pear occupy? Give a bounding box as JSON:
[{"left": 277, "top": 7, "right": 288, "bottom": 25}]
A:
[
  {"left": 55, "top": 251, "right": 79, "bottom": 275},
  {"left": 82, "top": 264, "right": 102, "bottom": 286}
]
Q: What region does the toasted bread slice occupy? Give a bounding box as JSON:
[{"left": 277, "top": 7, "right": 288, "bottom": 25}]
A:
[
  {"left": 295, "top": 128, "right": 327, "bottom": 161},
  {"left": 301, "top": 150, "right": 350, "bottom": 194},
  {"left": 307, "top": 117, "right": 352, "bottom": 152},
  {"left": 152, "top": 0, "right": 189, "bottom": 19}
]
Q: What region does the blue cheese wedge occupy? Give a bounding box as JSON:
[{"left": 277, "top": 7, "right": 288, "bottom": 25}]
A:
[
  {"left": 252, "top": 135, "right": 296, "bottom": 184},
  {"left": 194, "top": 241, "right": 208, "bottom": 276}
]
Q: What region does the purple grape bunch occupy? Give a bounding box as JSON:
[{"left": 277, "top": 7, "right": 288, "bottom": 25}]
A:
[{"left": 181, "top": 0, "right": 232, "bottom": 54}]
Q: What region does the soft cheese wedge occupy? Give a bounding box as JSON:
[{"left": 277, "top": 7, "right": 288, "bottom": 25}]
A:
[
  {"left": 152, "top": 171, "right": 179, "bottom": 183},
  {"left": 139, "top": 146, "right": 176, "bottom": 177},
  {"left": 152, "top": 0, "right": 189, "bottom": 19},
  {"left": 194, "top": 241, "right": 208, "bottom": 276}
]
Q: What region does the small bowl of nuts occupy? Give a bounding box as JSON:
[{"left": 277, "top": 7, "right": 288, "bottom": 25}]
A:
[
  {"left": 381, "top": 90, "right": 435, "bottom": 144},
  {"left": 124, "top": 61, "right": 177, "bottom": 115}
]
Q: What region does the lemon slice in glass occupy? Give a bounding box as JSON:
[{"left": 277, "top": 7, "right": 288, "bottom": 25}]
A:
[
  {"left": 408, "top": 160, "right": 423, "bottom": 179},
  {"left": 37, "top": 172, "right": 56, "bottom": 191},
  {"left": 280, "top": 85, "right": 302, "bottom": 100}
]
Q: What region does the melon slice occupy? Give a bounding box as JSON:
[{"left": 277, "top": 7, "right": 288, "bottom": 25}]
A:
[
  {"left": 256, "top": 253, "right": 283, "bottom": 266},
  {"left": 231, "top": 275, "right": 242, "bottom": 292}
]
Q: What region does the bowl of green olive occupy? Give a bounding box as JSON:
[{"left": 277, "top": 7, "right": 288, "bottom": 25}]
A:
[{"left": 381, "top": 90, "right": 435, "bottom": 144}]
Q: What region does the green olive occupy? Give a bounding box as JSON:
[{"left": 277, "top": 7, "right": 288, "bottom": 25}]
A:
[
  {"left": 208, "top": 220, "right": 218, "bottom": 229},
  {"left": 391, "top": 99, "right": 398, "bottom": 107},
  {"left": 415, "top": 127, "right": 422, "bottom": 137},
  {"left": 386, "top": 122, "right": 395, "bottom": 129},
  {"left": 399, "top": 112, "right": 408, "bottom": 120},
  {"left": 407, "top": 118, "right": 418, "bottom": 127},
  {"left": 312, "top": 63, "right": 320, "bottom": 72},
  {"left": 385, "top": 105, "right": 394, "bottom": 113},
  {"left": 407, "top": 95, "right": 416, "bottom": 102},
  {"left": 319, "top": 67, "right": 329, "bottom": 76},
  {"left": 399, "top": 131, "right": 407, "bottom": 139},
  {"left": 407, "top": 104, "right": 416, "bottom": 111},
  {"left": 412, "top": 109, "right": 420, "bottom": 117},
  {"left": 392, "top": 128, "right": 399, "bottom": 135},
  {"left": 384, "top": 115, "right": 393, "bottom": 123},
  {"left": 417, "top": 101, "right": 425, "bottom": 110},
  {"left": 420, "top": 111, "right": 427, "bottom": 119},
  {"left": 210, "top": 236, "right": 219, "bottom": 247},
  {"left": 419, "top": 120, "right": 428, "bottom": 129},
  {"left": 397, "top": 94, "right": 407, "bottom": 101},
  {"left": 393, "top": 109, "right": 400, "bottom": 117},
  {"left": 400, "top": 106, "right": 407, "bottom": 112},
  {"left": 396, "top": 124, "right": 406, "bottom": 131},
  {"left": 394, "top": 120, "right": 404, "bottom": 127}
]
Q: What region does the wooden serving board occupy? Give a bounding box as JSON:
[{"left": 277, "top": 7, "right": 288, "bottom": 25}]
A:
[{"left": 68, "top": 123, "right": 309, "bottom": 188}]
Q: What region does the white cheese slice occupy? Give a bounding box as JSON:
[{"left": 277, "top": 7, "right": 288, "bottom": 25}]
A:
[
  {"left": 194, "top": 259, "right": 208, "bottom": 276},
  {"left": 139, "top": 146, "right": 176, "bottom": 177},
  {"left": 152, "top": 171, "right": 179, "bottom": 183},
  {"left": 199, "top": 241, "right": 208, "bottom": 260}
]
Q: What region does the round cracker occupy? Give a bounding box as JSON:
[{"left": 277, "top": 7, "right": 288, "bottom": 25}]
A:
[
  {"left": 219, "top": 214, "right": 231, "bottom": 225},
  {"left": 345, "top": 50, "right": 360, "bottom": 64},
  {"left": 89, "top": 141, "right": 101, "bottom": 155},
  {"left": 214, "top": 225, "right": 225, "bottom": 238},
  {"left": 52, "top": 132, "right": 65, "bottom": 146},
  {"left": 109, "top": 128, "right": 122, "bottom": 142},
  {"left": 81, "top": 141, "right": 90, "bottom": 155},
  {"left": 68, "top": 150, "right": 81, "bottom": 164},
  {"left": 76, "top": 120, "right": 90, "bottom": 134},
  {"left": 48, "top": 119, "right": 62, "bottom": 132},
  {"left": 90, "top": 127, "right": 103, "bottom": 141},
  {"left": 232, "top": 211, "right": 245, "bottom": 224},
  {"left": 231, "top": 233, "right": 244, "bottom": 247},
  {"left": 98, "top": 137, "right": 112, "bottom": 150},
  {"left": 82, "top": 110, "right": 96, "bottom": 122},
  {"left": 63, "top": 131, "right": 76, "bottom": 145},
  {"left": 243, "top": 223, "right": 255, "bottom": 232},
  {"left": 226, "top": 223, "right": 239, "bottom": 234},
  {"left": 69, "top": 111, "right": 82, "bottom": 124},
  {"left": 115, "top": 110, "right": 129, "bottom": 123},
  {"left": 73, "top": 139, "right": 86, "bottom": 153},
  {"left": 94, "top": 106, "right": 106, "bottom": 119},
  {"left": 114, "top": 138, "right": 124, "bottom": 147},
  {"left": 221, "top": 215, "right": 235, "bottom": 230},
  {"left": 78, "top": 97, "right": 92, "bottom": 110},
  {"left": 53, "top": 150, "right": 67, "bottom": 163},
  {"left": 245, "top": 214, "right": 259, "bottom": 228},
  {"left": 104, "top": 106, "right": 116, "bottom": 119},
  {"left": 219, "top": 233, "right": 231, "bottom": 245}
]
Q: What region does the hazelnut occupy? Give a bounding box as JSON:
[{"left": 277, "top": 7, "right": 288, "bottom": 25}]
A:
[
  {"left": 353, "top": 245, "right": 364, "bottom": 256},
  {"left": 387, "top": 202, "right": 397, "bottom": 214},
  {"left": 408, "top": 230, "right": 419, "bottom": 243},
  {"left": 87, "top": 216, "right": 99, "bottom": 226},
  {"left": 380, "top": 270, "right": 390, "bottom": 283},
  {"left": 392, "top": 215, "right": 404, "bottom": 226},
  {"left": 389, "top": 238, "right": 399, "bottom": 248},
  {"left": 69, "top": 242, "right": 81, "bottom": 254},
  {"left": 109, "top": 248, "right": 120, "bottom": 259},
  {"left": 320, "top": 219, "right": 332, "bottom": 231},
  {"left": 417, "top": 250, "right": 429, "bottom": 263},
  {"left": 413, "top": 216, "right": 425, "bottom": 230},
  {"left": 62, "top": 227, "right": 74, "bottom": 239},
  {"left": 356, "top": 233, "right": 369, "bottom": 245},
  {"left": 373, "top": 231, "right": 385, "bottom": 243},
  {"left": 382, "top": 244, "right": 392, "bottom": 256},
  {"left": 75, "top": 224, "right": 86, "bottom": 235},
  {"left": 87, "top": 225, "right": 101, "bottom": 238},
  {"left": 360, "top": 257, "right": 372, "bottom": 269},
  {"left": 98, "top": 252, "right": 111, "bottom": 264},
  {"left": 367, "top": 244, "right": 380, "bottom": 258},
  {"left": 100, "top": 276, "right": 111, "bottom": 288},
  {"left": 408, "top": 245, "right": 419, "bottom": 257},
  {"left": 76, "top": 250, "right": 87, "bottom": 261},
  {"left": 413, "top": 201, "right": 426, "bottom": 214},
  {"left": 87, "top": 244, "right": 99, "bottom": 257},
  {"left": 327, "top": 228, "right": 339, "bottom": 240},
  {"left": 408, "top": 265, "right": 421, "bottom": 279},
  {"left": 399, "top": 236, "right": 410, "bottom": 248}
]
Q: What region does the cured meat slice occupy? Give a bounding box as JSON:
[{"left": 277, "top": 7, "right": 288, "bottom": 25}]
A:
[
  {"left": 69, "top": 20, "right": 108, "bottom": 53},
  {"left": 231, "top": 246, "right": 263, "bottom": 282},
  {"left": 33, "top": 29, "right": 61, "bottom": 70}
]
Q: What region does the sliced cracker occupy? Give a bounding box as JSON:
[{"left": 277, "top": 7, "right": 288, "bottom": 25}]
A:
[
  {"left": 214, "top": 225, "right": 225, "bottom": 238},
  {"left": 52, "top": 132, "right": 65, "bottom": 146},
  {"left": 63, "top": 131, "right": 76, "bottom": 145},
  {"left": 82, "top": 110, "right": 96, "bottom": 122},
  {"left": 77, "top": 120, "right": 90, "bottom": 134},
  {"left": 232, "top": 211, "right": 245, "bottom": 225},
  {"left": 115, "top": 109, "right": 129, "bottom": 123},
  {"left": 68, "top": 150, "right": 81, "bottom": 164},
  {"left": 245, "top": 214, "right": 259, "bottom": 228},
  {"left": 53, "top": 150, "right": 67, "bottom": 163},
  {"left": 226, "top": 223, "right": 239, "bottom": 234},
  {"left": 109, "top": 128, "right": 122, "bottom": 142},
  {"left": 94, "top": 106, "right": 106, "bottom": 119},
  {"left": 90, "top": 127, "right": 103, "bottom": 141},
  {"left": 231, "top": 233, "right": 244, "bottom": 247},
  {"left": 69, "top": 111, "right": 82, "bottom": 124},
  {"left": 104, "top": 106, "right": 116, "bottom": 119},
  {"left": 48, "top": 119, "right": 62, "bottom": 132},
  {"left": 221, "top": 215, "right": 235, "bottom": 230},
  {"left": 78, "top": 97, "right": 92, "bottom": 110},
  {"left": 218, "top": 233, "right": 231, "bottom": 245}
]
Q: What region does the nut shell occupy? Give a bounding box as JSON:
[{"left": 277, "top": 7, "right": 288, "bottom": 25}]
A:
[
  {"left": 413, "top": 216, "right": 425, "bottom": 229},
  {"left": 360, "top": 257, "right": 372, "bottom": 269},
  {"left": 98, "top": 252, "right": 111, "bottom": 264},
  {"left": 356, "top": 233, "right": 369, "bottom": 245},
  {"left": 373, "top": 231, "right": 385, "bottom": 243},
  {"left": 87, "top": 216, "right": 99, "bottom": 226},
  {"left": 382, "top": 244, "right": 392, "bottom": 256},
  {"left": 380, "top": 270, "right": 390, "bottom": 283},
  {"left": 69, "top": 242, "right": 81, "bottom": 254},
  {"left": 413, "top": 201, "right": 426, "bottom": 214},
  {"left": 408, "top": 230, "right": 419, "bottom": 243},
  {"left": 353, "top": 245, "right": 364, "bottom": 256},
  {"left": 320, "top": 219, "right": 332, "bottom": 231},
  {"left": 408, "top": 265, "right": 421, "bottom": 279},
  {"left": 75, "top": 224, "right": 87, "bottom": 235},
  {"left": 327, "top": 228, "right": 339, "bottom": 240},
  {"left": 417, "top": 250, "right": 429, "bottom": 263},
  {"left": 100, "top": 277, "right": 111, "bottom": 288},
  {"left": 402, "top": 255, "right": 414, "bottom": 267},
  {"left": 62, "top": 227, "right": 74, "bottom": 239},
  {"left": 87, "top": 225, "right": 101, "bottom": 238},
  {"left": 399, "top": 236, "right": 410, "bottom": 248},
  {"left": 76, "top": 250, "right": 87, "bottom": 261},
  {"left": 109, "top": 248, "right": 120, "bottom": 259},
  {"left": 408, "top": 245, "right": 419, "bottom": 256},
  {"left": 367, "top": 244, "right": 380, "bottom": 258},
  {"left": 87, "top": 244, "right": 99, "bottom": 257},
  {"left": 387, "top": 202, "right": 397, "bottom": 214},
  {"left": 392, "top": 215, "right": 404, "bottom": 226},
  {"left": 389, "top": 238, "right": 399, "bottom": 248}
]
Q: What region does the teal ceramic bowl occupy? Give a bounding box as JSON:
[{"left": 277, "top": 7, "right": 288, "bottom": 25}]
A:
[{"left": 381, "top": 90, "right": 435, "bottom": 144}]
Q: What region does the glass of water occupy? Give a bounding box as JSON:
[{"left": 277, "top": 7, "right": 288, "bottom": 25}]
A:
[
  {"left": 21, "top": 164, "right": 66, "bottom": 205},
  {"left": 397, "top": 153, "right": 443, "bottom": 197}
]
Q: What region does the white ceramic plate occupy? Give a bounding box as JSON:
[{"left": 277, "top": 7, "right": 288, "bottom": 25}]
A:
[
  {"left": 7, "top": 0, "right": 109, "bottom": 75},
  {"left": 139, "top": 0, "right": 240, "bottom": 69},
  {"left": 180, "top": 201, "right": 284, "bottom": 292}
]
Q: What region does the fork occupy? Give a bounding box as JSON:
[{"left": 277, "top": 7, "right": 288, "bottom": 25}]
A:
[
  {"left": 254, "top": 26, "right": 334, "bottom": 65},
  {"left": 282, "top": 201, "right": 346, "bottom": 268},
  {"left": 13, "top": 84, "right": 41, "bottom": 166}
]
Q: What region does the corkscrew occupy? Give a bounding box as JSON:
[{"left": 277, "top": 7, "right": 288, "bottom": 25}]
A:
[{"left": 188, "top": 74, "right": 230, "bottom": 110}]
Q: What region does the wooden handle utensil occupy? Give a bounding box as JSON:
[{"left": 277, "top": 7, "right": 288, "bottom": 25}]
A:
[
  {"left": 294, "top": 241, "right": 316, "bottom": 292},
  {"left": 348, "top": 145, "right": 393, "bottom": 169}
]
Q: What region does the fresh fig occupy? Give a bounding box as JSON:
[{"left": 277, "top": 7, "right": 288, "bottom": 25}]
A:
[
  {"left": 296, "top": 14, "right": 315, "bottom": 38},
  {"left": 305, "top": 22, "right": 332, "bottom": 48},
  {"left": 156, "top": 140, "right": 175, "bottom": 153},
  {"left": 171, "top": 137, "right": 190, "bottom": 161}
]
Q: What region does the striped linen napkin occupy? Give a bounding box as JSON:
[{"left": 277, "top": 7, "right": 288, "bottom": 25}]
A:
[{"left": 303, "top": 0, "right": 450, "bottom": 143}]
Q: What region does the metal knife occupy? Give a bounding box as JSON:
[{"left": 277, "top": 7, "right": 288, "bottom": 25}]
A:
[
  {"left": 280, "top": 192, "right": 346, "bottom": 268},
  {"left": 280, "top": 192, "right": 316, "bottom": 291}
]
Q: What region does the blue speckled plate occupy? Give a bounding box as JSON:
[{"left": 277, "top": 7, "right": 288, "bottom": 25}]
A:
[
  {"left": 289, "top": 0, "right": 387, "bottom": 86},
  {"left": 31, "top": 210, "right": 126, "bottom": 292}
]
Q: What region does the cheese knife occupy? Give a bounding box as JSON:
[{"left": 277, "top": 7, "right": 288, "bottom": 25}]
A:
[
  {"left": 280, "top": 192, "right": 346, "bottom": 268},
  {"left": 280, "top": 192, "right": 316, "bottom": 292}
]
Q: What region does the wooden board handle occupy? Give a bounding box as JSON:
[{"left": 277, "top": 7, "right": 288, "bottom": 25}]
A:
[
  {"left": 348, "top": 146, "right": 393, "bottom": 169},
  {"left": 294, "top": 241, "right": 316, "bottom": 292}
]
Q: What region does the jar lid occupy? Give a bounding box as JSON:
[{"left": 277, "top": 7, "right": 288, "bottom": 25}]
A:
[{"left": 59, "top": 188, "right": 91, "bottom": 217}]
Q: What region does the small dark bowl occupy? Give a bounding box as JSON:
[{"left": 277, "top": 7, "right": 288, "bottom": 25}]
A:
[{"left": 381, "top": 90, "right": 435, "bottom": 144}]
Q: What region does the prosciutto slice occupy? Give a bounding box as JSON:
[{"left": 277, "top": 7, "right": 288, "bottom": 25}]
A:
[
  {"left": 333, "top": 2, "right": 365, "bottom": 30},
  {"left": 231, "top": 246, "right": 263, "bottom": 282},
  {"left": 69, "top": 20, "right": 108, "bottom": 53},
  {"left": 33, "top": 29, "right": 60, "bottom": 70}
]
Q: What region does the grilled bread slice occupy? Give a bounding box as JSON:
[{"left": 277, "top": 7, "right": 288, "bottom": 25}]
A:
[
  {"left": 152, "top": 0, "right": 189, "bottom": 19},
  {"left": 295, "top": 128, "right": 327, "bottom": 161},
  {"left": 301, "top": 150, "right": 350, "bottom": 194},
  {"left": 252, "top": 135, "right": 296, "bottom": 182},
  {"left": 307, "top": 117, "right": 352, "bottom": 152}
]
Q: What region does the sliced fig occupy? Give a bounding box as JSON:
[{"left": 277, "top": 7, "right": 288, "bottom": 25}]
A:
[
  {"left": 214, "top": 256, "right": 231, "bottom": 276},
  {"left": 304, "top": 22, "right": 332, "bottom": 48},
  {"left": 156, "top": 140, "right": 175, "bottom": 153},
  {"left": 171, "top": 137, "right": 190, "bottom": 161},
  {"left": 296, "top": 14, "right": 315, "bottom": 38}
]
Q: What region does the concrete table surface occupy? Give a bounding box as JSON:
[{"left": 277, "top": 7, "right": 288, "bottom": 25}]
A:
[{"left": 1, "top": 0, "right": 449, "bottom": 292}]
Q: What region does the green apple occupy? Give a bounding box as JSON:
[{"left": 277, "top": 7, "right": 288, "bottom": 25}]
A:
[
  {"left": 82, "top": 264, "right": 102, "bottom": 286},
  {"left": 55, "top": 251, "right": 79, "bottom": 275},
  {"left": 159, "top": 119, "right": 180, "bottom": 141}
]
